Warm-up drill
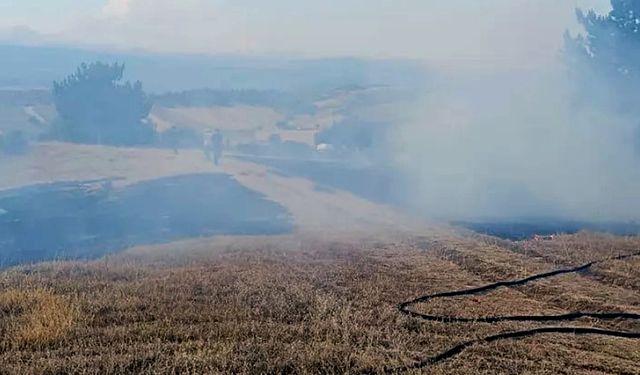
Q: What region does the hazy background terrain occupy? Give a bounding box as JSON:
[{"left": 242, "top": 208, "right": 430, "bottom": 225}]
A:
[
  {"left": 3, "top": 3, "right": 640, "bottom": 374},
  {"left": 0, "top": 0, "right": 611, "bottom": 60},
  {"left": 2, "top": 0, "right": 640, "bottom": 265}
]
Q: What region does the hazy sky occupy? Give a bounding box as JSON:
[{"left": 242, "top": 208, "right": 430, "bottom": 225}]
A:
[{"left": 1, "top": 0, "right": 611, "bottom": 61}]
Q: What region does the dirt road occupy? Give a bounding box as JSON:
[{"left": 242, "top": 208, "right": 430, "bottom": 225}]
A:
[{"left": 220, "top": 158, "right": 425, "bottom": 235}]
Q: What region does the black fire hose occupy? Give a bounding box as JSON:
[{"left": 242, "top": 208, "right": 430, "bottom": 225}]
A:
[{"left": 379, "top": 251, "right": 640, "bottom": 373}]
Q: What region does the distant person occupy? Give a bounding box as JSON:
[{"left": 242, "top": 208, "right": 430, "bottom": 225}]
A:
[
  {"left": 202, "top": 129, "right": 213, "bottom": 161},
  {"left": 210, "top": 129, "right": 224, "bottom": 165}
]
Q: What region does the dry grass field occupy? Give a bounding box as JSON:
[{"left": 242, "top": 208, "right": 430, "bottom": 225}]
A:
[
  {"left": 151, "top": 106, "right": 283, "bottom": 139},
  {"left": 0, "top": 142, "right": 220, "bottom": 191},
  {"left": 1, "top": 143, "right": 638, "bottom": 374},
  {"left": 0, "top": 231, "right": 638, "bottom": 374},
  {"left": 150, "top": 105, "right": 339, "bottom": 146}
]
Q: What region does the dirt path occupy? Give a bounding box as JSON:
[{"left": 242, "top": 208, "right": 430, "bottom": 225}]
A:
[{"left": 220, "top": 158, "right": 426, "bottom": 235}]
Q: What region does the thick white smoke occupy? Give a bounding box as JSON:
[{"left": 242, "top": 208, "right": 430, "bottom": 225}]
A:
[{"left": 392, "top": 62, "right": 640, "bottom": 221}]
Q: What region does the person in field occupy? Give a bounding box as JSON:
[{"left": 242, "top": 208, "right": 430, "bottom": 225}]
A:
[
  {"left": 203, "top": 129, "right": 213, "bottom": 161},
  {"left": 206, "top": 129, "right": 224, "bottom": 165}
]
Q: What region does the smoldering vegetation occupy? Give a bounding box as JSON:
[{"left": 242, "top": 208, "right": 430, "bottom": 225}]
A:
[
  {"left": 455, "top": 219, "right": 640, "bottom": 241},
  {"left": 389, "top": 2, "right": 640, "bottom": 231},
  {"left": 1, "top": 2, "right": 640, "bottom": 374},
  {"left": 2, "top": 1, "right": 640, "bottom": 268},
  {"left": 394, "top": 67, "right": 639, "bottom": 219},
  {"left": 0, "top": 54, "right": 422, "bottom": 266}
]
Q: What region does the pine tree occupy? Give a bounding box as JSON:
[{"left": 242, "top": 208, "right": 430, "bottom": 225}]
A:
[{"left": 52, "top": 62, "right": 154, "bottom": 145}]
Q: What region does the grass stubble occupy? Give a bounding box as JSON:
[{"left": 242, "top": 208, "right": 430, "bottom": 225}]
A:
[{"left": 0, "top": 231, "right": 638, "bottom": 374}]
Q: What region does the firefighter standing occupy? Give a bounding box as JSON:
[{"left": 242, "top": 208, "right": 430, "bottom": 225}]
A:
[{"left": 210, "top": 129, "right": 224, "bottom": 165}]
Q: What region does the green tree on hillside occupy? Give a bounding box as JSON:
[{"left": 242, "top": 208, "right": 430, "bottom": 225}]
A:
[
  {"left": 566, "top": 0, "right": 640, "bottom": 150},
  {"left": 566, "top": 1, "right": 640, "bottom": 109},
  {"left": 52, "top": 62, "right": 154, "bottom": 145}
]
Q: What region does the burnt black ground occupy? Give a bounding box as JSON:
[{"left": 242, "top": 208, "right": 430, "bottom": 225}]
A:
[
  {"left": 0, "top": 173, "right": 292, "bottom": 267},
  {"left": 454, "top": 219, "right": 640, "bottom": 240}
]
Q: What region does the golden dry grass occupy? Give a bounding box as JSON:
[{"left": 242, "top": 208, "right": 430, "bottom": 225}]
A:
[
  {"left": 0, "top": 232, "right": 638, "bottom": 374},
  {"left": 0, "top": 288, "right": 77, "bottom": 349},
  {"left": 151, "top": 106, "right": 283, "bottom": 133},
  {"left": 0, "top": 142, "right": 219, "bottom": 191}
]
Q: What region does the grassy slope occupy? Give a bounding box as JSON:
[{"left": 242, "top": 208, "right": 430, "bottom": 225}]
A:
[
  {"left": 0, "top": 142, "right": 219, "bottom": 191},
  {"left": 0, "top": 232, "right": 638, "bottom": 374}
]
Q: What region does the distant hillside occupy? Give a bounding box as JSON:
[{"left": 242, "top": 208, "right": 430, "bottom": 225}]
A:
[
  {"left": 0, "top": 43, "right": 428, "bottom": 93},
  {"left": 151, "top": 89, "right": 315, "bottom": 114}
]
